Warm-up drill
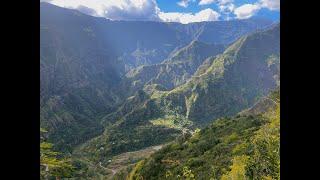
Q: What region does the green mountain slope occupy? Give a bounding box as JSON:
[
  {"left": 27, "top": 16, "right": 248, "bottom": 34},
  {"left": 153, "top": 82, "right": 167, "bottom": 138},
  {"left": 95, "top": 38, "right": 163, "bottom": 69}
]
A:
[
  {"left": 116, "top": 41, "right": 225, "bottom": 98},
  {"left": 77, "top": 24, "right": 280, "bottom": 165},
  {"left": 40, "top": 4, "right": 122, "bottom": 151},
  {"left": 157, "top": 23, "right": 280, "bottom": 124},
  {"left": 128, "top": 90, "right": 279, "bottom": 180},
  {"left": 40, "top": 2, "right": 273, "bottom": 152}
]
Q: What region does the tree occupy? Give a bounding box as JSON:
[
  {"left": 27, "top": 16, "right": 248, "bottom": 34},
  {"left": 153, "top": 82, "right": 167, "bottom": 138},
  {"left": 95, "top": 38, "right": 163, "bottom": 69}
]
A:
[
  {"left": 246, "top": 104, "right": 280, "bottom": 180},
  {"left": 181, "top": 166, "right": 195, "bottom": 180},
  {"left": 40, "top": 128, "right": 74, "bottom": 180},
  {"left": 221, "top": 155, "right": 249, "bottom": 180}
]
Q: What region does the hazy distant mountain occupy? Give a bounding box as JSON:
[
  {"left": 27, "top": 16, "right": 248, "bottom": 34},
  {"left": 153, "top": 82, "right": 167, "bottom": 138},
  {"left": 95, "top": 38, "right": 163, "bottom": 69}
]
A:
[
  {"left": 41, "top": 2, "right": 273, "bottom": 70},
  {"left": 116, "top": 41, "right": 225, "bottom": 99}
]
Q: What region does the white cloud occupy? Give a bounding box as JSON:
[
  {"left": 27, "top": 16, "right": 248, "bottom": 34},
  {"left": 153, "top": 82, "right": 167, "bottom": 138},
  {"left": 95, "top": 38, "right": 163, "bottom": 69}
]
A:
[
  {"left": 50, "top": 0, "right": 160, "bottom": 21},
  {"left": 259, "top": 0, "right": 280, "bottom": 11},
  {"left": 234, "top": 4, "right": 260, "bottom": 19},
  {"left": 199, "top": 0, "right": 216, "bottom": 5},
  {"left": 47, "top": 0, "right": 279, "bottom": 23},
  {"left": 177, "top": 0, "right": 190, "bottom": 8},
  {"left": 219, "top": 3, "right": 235, "bottom": 13},
  {"left": 232, "top": 0, "right": 279, "bottom": 19},
  {"left": 218, "top": 3, "right": 235, "bottom": 20},
  {"left": 199, "top": 0, "right": 232, "bottom": 6},
  {"left": 48, "top": 0, "right": 220, "bottom": 24},
  {"left": 218, "top": 0, "right": 233, "bottom": 5},
  {"left": 159, "top": 8, "right": 220, "bottom": 24}
]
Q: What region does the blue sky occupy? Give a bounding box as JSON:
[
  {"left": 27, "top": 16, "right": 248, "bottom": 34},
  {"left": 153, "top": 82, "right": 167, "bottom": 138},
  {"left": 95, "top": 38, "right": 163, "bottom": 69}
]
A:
[
  {"left": 46, "top": 0, "right": 279, "bottom": 23},
  {"left": 157, "top": 0, "right": 279, "bottom": 21}
]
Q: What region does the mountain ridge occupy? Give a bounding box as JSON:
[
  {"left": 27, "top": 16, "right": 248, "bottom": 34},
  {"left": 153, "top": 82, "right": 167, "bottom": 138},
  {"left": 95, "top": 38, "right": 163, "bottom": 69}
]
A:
[
  {"left": 75, "top": 24, "right": 279, "bottom": 166},
  {"left": 40, "top": 2, "right": 275, "bottom": 151}
]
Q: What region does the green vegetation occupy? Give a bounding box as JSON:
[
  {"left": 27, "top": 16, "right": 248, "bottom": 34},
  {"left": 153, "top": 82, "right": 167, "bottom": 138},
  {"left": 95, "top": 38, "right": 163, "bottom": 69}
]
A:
[
  {"left": 73, "top": 24, "right": 280, "bottom": 168},
  {"left": 129, "top": 90, "right": 279, "bottom": 180},
  {"left": 40, "top": 4, "right": 279, "bottom": 179},
  {"left": 40, "top": 129, "right": 74, "bottom": 179},
  {"left": 118, "top": 41, "right": 225, "bottom": 100},
  {"left": 150, "top": 115, "right": 193, "bottom": 130}
]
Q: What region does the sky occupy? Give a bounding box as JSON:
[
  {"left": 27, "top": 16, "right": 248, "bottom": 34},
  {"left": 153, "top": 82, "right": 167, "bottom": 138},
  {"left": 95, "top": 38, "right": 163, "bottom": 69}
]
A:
[{"left": 43, "top": 0, "right": 279, "bottom": 24}]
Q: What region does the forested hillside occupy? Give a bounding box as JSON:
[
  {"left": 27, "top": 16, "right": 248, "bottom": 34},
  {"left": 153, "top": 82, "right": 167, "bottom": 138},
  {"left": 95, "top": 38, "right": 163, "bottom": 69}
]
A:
[
  {"left": 76, "top": 24, "right": 279, "bottom": 168},
  {"left": 116, "top": 41, "right": 225, "bottom": 98},
  {"left": 128, "top": 90, "right": 279, "bottom": 180},
  {"left": 40, "top": 3, "right": 279, "bottom": 179},
  {"left": 40, "top": 2, "right": 273, "bottom": 152}
]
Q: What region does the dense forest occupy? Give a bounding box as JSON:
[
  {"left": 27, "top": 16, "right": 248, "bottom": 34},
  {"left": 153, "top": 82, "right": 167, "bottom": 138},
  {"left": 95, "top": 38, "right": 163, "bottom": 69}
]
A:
[{"left": 128, "top": 90, "right": 279, "bottom": 180}]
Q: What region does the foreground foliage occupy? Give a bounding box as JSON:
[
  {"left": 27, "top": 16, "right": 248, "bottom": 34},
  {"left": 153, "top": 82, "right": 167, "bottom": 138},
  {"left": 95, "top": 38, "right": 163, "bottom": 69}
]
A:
[
  {"left": 129, "top": 90, "right": 279, "bottom": 180},
  {"left": 40, "top": 128, "right": 74, "bottom": 179}
]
